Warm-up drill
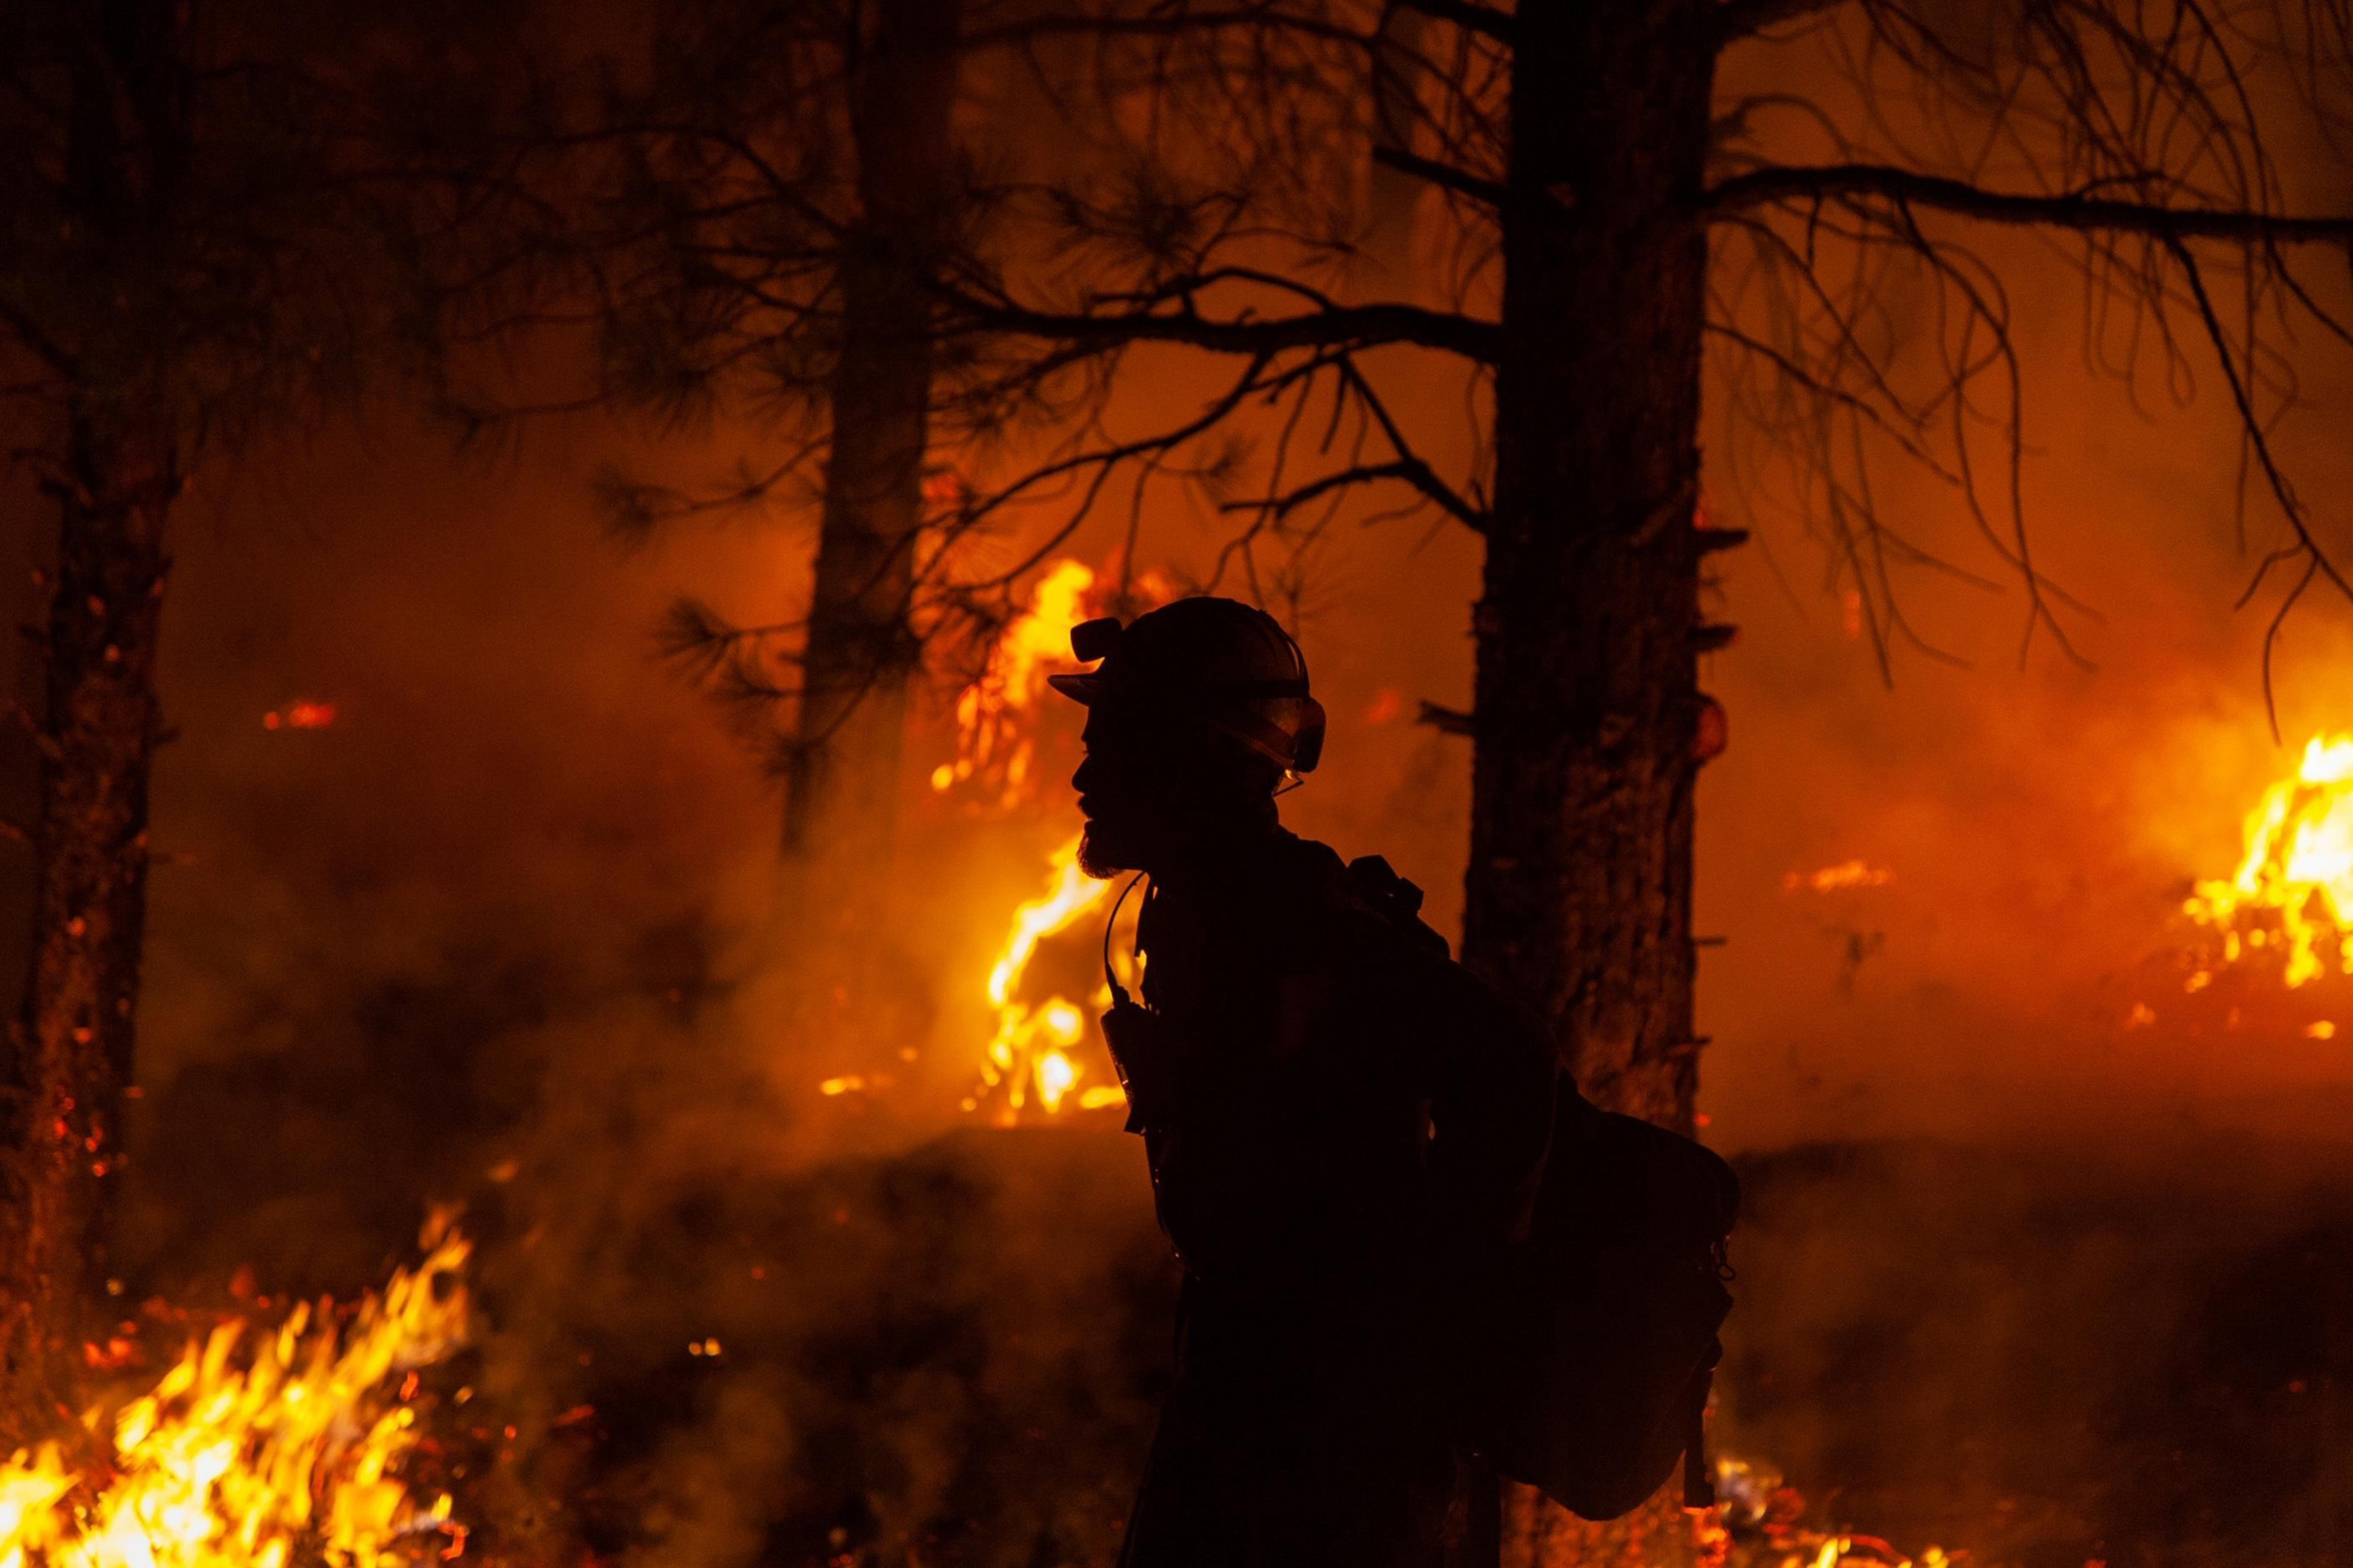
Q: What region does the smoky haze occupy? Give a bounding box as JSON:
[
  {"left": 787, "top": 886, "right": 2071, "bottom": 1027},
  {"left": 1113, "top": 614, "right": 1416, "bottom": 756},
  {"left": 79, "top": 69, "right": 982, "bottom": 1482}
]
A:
[{"left": 0, "top": 5, "right": 2346, "bottom": 1565}]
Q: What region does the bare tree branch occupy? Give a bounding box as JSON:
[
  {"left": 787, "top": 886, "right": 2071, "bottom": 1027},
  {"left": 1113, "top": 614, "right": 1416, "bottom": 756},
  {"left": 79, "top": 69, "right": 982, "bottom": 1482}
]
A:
[
  {"left": 1371, "top": 145, "right": 1505, "bottom": 208},
  {"left": 1707, "top": 162, "right": 2353, "bottom": 248},
  {"left": 1715, "top": 0, "right": 1849, "bottom": 46},
  {"left": 1394, "top": 0, "right": 1513, "bottom": 45},
  {"left": 1224, "top": 457, "right": 1486, "bottom": 530},
  {"left": 951, "top": 290, "right": 1503, "bottom": 363}
]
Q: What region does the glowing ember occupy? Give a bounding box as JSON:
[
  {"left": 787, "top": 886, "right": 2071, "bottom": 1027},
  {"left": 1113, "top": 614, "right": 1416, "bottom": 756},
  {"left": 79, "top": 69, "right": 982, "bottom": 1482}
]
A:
[
  {"left": 262, "top": 701, "right": 338, "bottom": 731},
  {"left": 2185, "top": 734, "right": 2353, "bottom": 987},
  {"left": 1710, "top": 1453, "right": 1958, "bottom": 1567},
  {"left": 0, "top": 1214, "right": 470, "bottom": 1568},
  {"left": 971, "top": 834, "right": 1126, "bottom": 1123},
  {"left": 1783, "top": 860, "right": 1893, "bottom": 894}
]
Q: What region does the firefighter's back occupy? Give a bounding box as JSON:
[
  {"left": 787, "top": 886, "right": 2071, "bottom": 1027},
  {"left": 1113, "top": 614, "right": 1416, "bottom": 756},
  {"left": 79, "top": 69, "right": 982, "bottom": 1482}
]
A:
[{"left": 1117, "top": 829, "right": 1554, "bottom": 1568}]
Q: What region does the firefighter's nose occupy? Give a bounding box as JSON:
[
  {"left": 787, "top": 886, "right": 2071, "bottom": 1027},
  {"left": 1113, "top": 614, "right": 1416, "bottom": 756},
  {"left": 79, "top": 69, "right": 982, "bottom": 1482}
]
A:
[{"left": 1072, "top": 752, "right": 1097, "bottom": 797}]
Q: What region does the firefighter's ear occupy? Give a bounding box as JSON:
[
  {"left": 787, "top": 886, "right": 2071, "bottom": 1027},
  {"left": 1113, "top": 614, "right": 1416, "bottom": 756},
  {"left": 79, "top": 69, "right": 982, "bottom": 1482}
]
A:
[
  {"left": 1071, "top": 617, "right": 1124, "bottom": 663},
  {"left": 1292, "top": 697, "right": 1327, "bottom": 773}
]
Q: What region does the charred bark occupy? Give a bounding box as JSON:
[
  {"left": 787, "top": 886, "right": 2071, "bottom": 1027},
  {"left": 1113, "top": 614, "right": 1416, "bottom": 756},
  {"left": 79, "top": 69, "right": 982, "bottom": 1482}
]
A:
[
  {"left": 0, "top": 0, "right": 185, "bottom": 1427},
  {"left": 1463, "top": 0, "right": 1716, "bottom": 1131},
  {"left": 1, "top": 416, "right": 174, "bottom": 1428},
  {"left": 778, "top": 0, "right": 959, "bottom": 974},
  {"left": 1458, "top": 4, "right": 1720, "bottom": 1557}
]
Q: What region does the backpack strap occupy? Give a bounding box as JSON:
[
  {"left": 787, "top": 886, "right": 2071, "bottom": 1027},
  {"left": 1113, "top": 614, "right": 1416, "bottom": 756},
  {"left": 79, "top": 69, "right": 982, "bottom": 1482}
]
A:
[
  {"left": 1343, "top": 855, "right": 1451, "bottom": 958},
  {"left": 1682, "top": 1345, "right": 1721, "bottom": 1507}
]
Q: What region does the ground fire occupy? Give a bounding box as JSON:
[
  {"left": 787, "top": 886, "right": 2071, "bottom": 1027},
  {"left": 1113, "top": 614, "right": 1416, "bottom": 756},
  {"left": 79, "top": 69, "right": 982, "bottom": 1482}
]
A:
[
  {"left": 2184, "top": 734, "right": 2353, "bottom": 989},
  {"left": 965, "top": 832, "right": 1133, "bottom": 1123},
  {"left": 0, "top": 1219, "right": 471, "bottom": 1568}
]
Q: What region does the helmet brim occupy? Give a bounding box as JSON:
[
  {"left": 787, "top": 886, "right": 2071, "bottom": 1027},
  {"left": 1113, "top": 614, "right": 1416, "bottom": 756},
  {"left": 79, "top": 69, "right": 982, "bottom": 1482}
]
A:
[{"left": 1046, "top": 672, "right": 1105, "bottom": 704}]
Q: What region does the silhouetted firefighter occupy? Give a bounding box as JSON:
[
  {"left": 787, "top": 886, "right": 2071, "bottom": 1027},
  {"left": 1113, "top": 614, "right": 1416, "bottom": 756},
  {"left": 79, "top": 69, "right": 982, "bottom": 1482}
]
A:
[{"left": 1052, "top": 600, "right": 1740, "bottom": 1567}]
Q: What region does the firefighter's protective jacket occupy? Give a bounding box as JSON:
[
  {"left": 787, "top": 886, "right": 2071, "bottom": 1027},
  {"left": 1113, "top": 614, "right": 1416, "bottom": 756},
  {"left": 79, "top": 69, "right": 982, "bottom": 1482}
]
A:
[{"left": 1115, "top": 828, "right": 1557, "bottom": 1568}]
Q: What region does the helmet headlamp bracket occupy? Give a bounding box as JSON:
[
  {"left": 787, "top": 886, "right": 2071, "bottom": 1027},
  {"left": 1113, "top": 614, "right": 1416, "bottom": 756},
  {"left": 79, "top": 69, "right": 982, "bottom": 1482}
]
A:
[{"left": 1070, "top": 616, "right": 1124, "bottom": 664}]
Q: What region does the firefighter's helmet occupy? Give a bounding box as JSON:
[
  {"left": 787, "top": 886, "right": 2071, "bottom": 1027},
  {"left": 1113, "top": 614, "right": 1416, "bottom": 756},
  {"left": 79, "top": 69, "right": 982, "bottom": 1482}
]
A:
[{"left": 1047, "top": 597, "right": 1327, "bottom": 774}]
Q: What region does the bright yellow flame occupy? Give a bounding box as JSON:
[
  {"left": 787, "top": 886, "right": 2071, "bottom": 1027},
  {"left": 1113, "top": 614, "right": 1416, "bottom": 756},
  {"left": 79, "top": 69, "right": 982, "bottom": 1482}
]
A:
[
  {"left": 1036, "top": 1051, "right": 1077, "bottom": 1112},
  {"left": 0, "top": 1216, "right": 470, "bottom": 1568},
  {"left": 987, "top": 838, "right": 1113, "bottom": 1010},
  {"left": 970, "top": 834, "right": 1120, "bottom": 1123},
  {"left": 818, "top": 1075, "right": 867, "bottom": 1096},
  {"left": 2187, "top": 734, "right": 2353, "bottom": 987},
  {"left": 938, "top": 561, "right": 1099, "bottom": 810}
]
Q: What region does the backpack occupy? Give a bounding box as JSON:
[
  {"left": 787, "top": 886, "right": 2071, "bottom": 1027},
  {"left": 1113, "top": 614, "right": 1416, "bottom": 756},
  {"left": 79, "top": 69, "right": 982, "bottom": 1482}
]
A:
[
  {"left": 1339, "top": 856, "right": 1740, "bottom": 1522},
  {"left": 1471, "top": 1082, "right": 1740, "bottom": 1520}
]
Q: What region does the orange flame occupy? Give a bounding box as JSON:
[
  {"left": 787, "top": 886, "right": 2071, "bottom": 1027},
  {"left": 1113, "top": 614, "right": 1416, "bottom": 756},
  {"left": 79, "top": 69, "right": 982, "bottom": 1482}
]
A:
[
  {"left": 970, "top": 834, "right": 1126, "bottom": 1123},
  {"left": 1782, "top": 860, "right": 1893, "bottom": 894},
  {"left": 0, "top": 1214, "right": 471, "bottom": 1568},
  {"left": 2185, "top": 734, "right": 2353, "bottom": 987},
  {"left": 932, "top": 562, "right": 1101, "bottom": 809},
  {"left": 932, "top": 559, "right": 1172, "bottom": 809}
]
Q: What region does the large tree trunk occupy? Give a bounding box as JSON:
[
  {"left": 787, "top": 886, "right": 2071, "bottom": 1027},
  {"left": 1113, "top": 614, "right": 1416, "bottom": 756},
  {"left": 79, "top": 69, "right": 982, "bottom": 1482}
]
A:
[
  {"left": 0, "top": 415, "right": 174, "bottom": 1430},
  {"left": 0, "top": 0, "right": 184, "bottom": 1433},
  {"left": 1466, "top": 0, "right": 1716, "bottom": 1179},
  {"left": 1460, "top": 1, "right": 1721, "bottom": 1559},
  {"left": 778, "top": 0, "right": 959, "bottom": 1009}
]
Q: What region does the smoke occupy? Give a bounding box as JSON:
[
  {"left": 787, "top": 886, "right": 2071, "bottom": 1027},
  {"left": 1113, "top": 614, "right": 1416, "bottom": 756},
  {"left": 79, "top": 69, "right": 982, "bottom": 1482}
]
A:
[
  {"left": 0, "top": 7, "right": 2343, "bottom": 1564},
  {"left": 26, "top": 394, "right": 1188, "bottom": 1567},
  {"left": 1691, "top": 216, "right": 2353, "bottom": 1151},
  {"left": 1718, "top": 1133, "right": 2353, "bottom": 1563},
  {"left": 55, "top": 206, "right": 2353, "bottom": 1565}
]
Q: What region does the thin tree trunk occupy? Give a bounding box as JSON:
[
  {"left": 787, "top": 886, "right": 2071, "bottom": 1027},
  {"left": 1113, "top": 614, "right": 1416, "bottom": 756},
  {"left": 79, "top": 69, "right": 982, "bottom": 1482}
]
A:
[
  {"left": 1461, "top": 1, "right": 1721, "bottom": 1559},
  {"left": 1363, "top": 5, "right": 1427, "bottom": 273},
  {"left": 0, "top": 0, "right": 184, "bottom": 1432},
  {"left": 779, "top": 0, "right": 959, "bottom": 990}
]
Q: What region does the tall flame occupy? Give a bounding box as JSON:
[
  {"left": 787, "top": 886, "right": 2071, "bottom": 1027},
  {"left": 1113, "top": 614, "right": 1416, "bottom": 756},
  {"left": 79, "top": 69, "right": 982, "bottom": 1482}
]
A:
[
  {"left": 971, "top": 834, "right": 1127, "bottom": 1122},
  {"left": 931, "top": 557, "right": 1171, "bottom": 810},
  {"left": 932, "top": 561, "right": 1101, "bottom": 809},
  {"left": 0, "top": 1216, "right": 471, "bottom": 1568},
  {"left": 2185, "top": 734, "right": 2353, "bottom": 987}
]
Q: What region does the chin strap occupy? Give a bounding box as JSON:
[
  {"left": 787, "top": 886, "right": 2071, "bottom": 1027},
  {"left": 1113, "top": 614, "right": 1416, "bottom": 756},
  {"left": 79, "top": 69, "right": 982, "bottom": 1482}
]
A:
[
  {"left": 1100, "top": 872, "right": 1157, "bottom": 1136},
  {"left": 1101, "top": 871, "right": 1149, "bottom": 1008}
]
